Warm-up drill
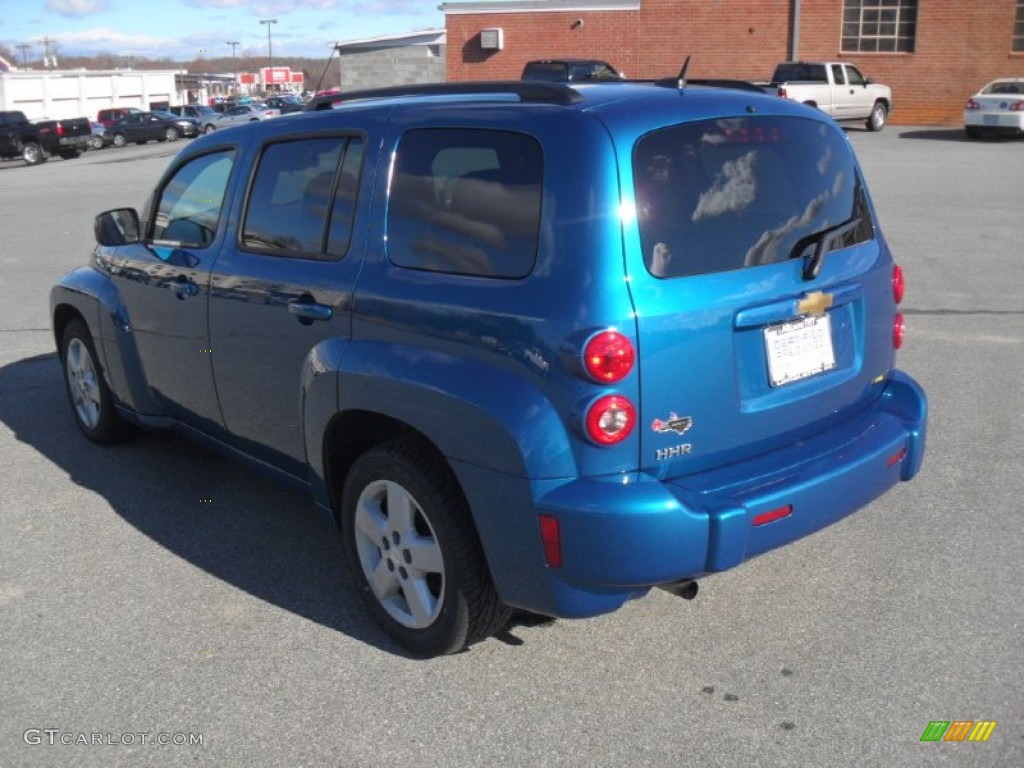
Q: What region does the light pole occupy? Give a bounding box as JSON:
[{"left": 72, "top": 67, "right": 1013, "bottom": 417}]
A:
[
  {"left": 259, "top": 18, "right": 277, "bottom": 91},
  {"left": 226, "top": 41, "right": 239, "bottom": 96},
  {"left": 16, "top": 43, "right": 30, "bottom": 67}
]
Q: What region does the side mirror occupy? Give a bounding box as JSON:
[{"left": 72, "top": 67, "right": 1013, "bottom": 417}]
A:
[{"left": 95, "top": 208, "right": 141, "bottom": 246}]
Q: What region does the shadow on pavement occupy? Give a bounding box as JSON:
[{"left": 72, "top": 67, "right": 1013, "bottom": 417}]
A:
[
  {"left": 0, "top": 352, "right": 415, "bottom": 658},
  {"left": 895, "top": 127, "right": 1022, "bottom": 142}
]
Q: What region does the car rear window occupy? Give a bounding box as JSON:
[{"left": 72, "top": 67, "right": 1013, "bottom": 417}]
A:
[
  {"left": 634, "top": 116, "right": 873, "bottom": 279},
  {"left": 386, "top": 128, "right": 543, "bottom": 279}
]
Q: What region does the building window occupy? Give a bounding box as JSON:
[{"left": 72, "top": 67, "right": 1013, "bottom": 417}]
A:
[
  {"left": 841, "top": 0, "right": 917, "bottom": 53},
  {"left": 1014, "top": 1, "right": 1024, "bottom": 52}
]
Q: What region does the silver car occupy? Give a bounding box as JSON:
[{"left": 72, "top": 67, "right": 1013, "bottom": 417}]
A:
[{"left": 213, "top": 103, "right": 281, "bottom": 130}]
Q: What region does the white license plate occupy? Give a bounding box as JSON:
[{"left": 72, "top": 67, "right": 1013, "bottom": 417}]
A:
[
  {"left": 983, "top": 114, "right": 1001, "bottom": 125},
  {"left": 764, "top": 315, "right": 836, "bottom": 387}
]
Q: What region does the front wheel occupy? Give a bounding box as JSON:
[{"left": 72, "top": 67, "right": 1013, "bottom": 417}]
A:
[
  {"left": 22, "top": 142, "right": 44, "bottom": 165},
  {"left": 111, "top": 133, "right": 127, "bottom": 148},
  {"left": 204, "top": 123, "right": 217, "bottom": 134},
  {"left": 88, "top": 135, "right": 104, "bottom": 150},
  {"left": 164, "top": 127, "right": 179, "bottom": 142},
  {"left": 866, "top": 101, "right": 888, "bottom": 132},
  {"left": 341, "top": 438, "right": 510, "bottom": 657},
  {"left": 60, "top": 319, "right": 131, "bottom": 444}
]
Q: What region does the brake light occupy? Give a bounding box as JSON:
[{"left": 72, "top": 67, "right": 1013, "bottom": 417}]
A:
[
  {"left": 538, "top": 514, "right": 562, "bottom": 568},
  {"left": 583, "top": 330, "right": 635, "bottom": 383},
  {"left": 964, "top": 98, "right": 980, "bottom": 111},
  {"left": 892, "top": 265, "right": 905, "bottom": 304},
  {"left": 1012, "top": 101, "right": 1024, "bottom": 112},
  {"left": 584, "top": 395, "right": 636, "bottom": 445},
  {"left": 893, "top": 312, "right": 905, "bottom": 350},
  {"left": 779, "top": 87, "right": 788, "bottom": 100},
  {"left": 56, "top": 123, "right": 65, "bottom": 137}
]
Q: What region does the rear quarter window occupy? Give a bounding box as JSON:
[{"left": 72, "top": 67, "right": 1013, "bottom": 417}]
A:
[
  {"left": 386, "top": 128, "right": 543, "bottom": 279},
  {"left": 634, "top": 116, "right": 872, "bottom": 279}
]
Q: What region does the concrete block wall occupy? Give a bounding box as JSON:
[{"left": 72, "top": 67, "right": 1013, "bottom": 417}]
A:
[{"left": 340, "top": 46, "right": 446, "bottom": 92}]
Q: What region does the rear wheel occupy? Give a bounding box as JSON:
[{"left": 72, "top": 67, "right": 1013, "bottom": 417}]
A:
[
  {"left": 88, "top": 135, "right": 104, "bottom": 150},
  {"left": 341, "top": 438, "right": 510, "bottom": 657},
  {"left": 112, "top": 133, "right": 127, "bottom": 148},
  {"left": 60, "top": 319, "right": 131, "bottom": 444},
  {"left": 164, "top": 127, "right": 179, "bottom": 142},
  {"left": 866, "top": 101, "right": 888, "bottom": 132}
]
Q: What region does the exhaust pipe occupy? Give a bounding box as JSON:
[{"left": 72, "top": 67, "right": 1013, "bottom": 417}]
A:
[{"left": 659, "top": 579, "right": 699, "bottom": 600}]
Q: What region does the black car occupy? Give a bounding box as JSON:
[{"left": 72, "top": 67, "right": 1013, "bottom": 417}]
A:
[
  {"left": 264, "top": 95, "right": 305, "bottom": 114},
  {"left": 104, "top": 111, "right": 200, "bottom": 147},
  {"left": 521, "top": 59, "right": 623, "bottom": 82}
]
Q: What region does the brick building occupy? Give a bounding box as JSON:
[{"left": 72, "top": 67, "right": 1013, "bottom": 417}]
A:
[{"left": 441, "top": 0, "right": 1024, "bottom": 125}]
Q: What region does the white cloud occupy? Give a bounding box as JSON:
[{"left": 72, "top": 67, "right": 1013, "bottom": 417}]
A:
[
  {"left": 46, "top": 0, "right": 110, "bottom": 17},
  {"left": 692, "top": 150, "right": 757, "bottom": 222}
]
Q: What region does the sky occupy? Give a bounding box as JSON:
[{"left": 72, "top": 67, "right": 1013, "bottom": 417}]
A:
[{"left": 0, "top": 0, "right": 446, "bottom": 64}]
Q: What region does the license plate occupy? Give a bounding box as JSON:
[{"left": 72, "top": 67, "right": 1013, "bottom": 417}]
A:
[
  {"left": 764, "top": 315, "right": 836, "bottom": 387},
  {"left": 983, "top": 114, "right": 1000, "bottom": 125}
]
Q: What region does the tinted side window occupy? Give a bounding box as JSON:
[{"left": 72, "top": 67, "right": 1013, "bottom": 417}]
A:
[
  {"left": 846, "top": 66, "right": 866, "bottom": 86},
  {"left": 387, "top": 128, "right": 542, "bottom": 279},
  {"left": 152, "top": 150, "right": 235, "bottom": 247},
  {"left": 634, "top": 117, "right": 873, "bottom": 279},
  {"left": 241, "top": 136, "right": 363, "bottom": 261},
  {"left": 831, "top": 65, "right": 846, "bottom": 85}
]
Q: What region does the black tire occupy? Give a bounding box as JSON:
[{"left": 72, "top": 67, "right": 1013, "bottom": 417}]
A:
[
  {"left": 866, "top": 101, "right": 888, "bottom": 132},
  {"left": 88, "top": 135, "right": 104, "bottom": 150},
  {"left": 112, "top": 133, "right": 127, "bottom": 148},
  {"left": 341, "top": 438, "right": 510, "bottom": 657},
  {"left": 165, "top": 127, "right": 179, "bottom": 142},
  {"left": 60, "top": 318, "right": 131, "bottom": 444},
  {"left": 21, "top": 142, "right": 44, "bottom": 165},
  {"left": 204, "top": 123, "right": 217, "bottom": 134}
]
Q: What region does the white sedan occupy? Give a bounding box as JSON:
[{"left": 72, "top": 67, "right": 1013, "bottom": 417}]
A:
[
  {"left": 212, "top": 103, "right": 282, "bottom": 130},
  {"left": 964, "top": 78, "right": 1024, "bottom": 139}
]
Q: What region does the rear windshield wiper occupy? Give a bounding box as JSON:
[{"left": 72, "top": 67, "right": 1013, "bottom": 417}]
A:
[{"left": 790, "top": 216, "right": 863, "bottom": 281}]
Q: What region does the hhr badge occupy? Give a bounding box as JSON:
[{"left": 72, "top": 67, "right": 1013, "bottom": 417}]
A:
[{"left": 652, "top": 413, "right": 693, "bottom": 435}]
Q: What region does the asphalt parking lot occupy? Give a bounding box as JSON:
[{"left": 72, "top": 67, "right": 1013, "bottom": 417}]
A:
[{"left": 1, "top": 128, "right": 1022, "bottom": 767}]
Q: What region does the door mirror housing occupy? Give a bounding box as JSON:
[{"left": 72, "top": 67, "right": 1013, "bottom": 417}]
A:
[{"left": 95, "top": 208, "right": 141, "bottom": 246}]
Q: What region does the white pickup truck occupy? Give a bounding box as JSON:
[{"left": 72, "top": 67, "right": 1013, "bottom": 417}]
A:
[{"left": 770, "top": 61, "right": 892, "bottom": 131}]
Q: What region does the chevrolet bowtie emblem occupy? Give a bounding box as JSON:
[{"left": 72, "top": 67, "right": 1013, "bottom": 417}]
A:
[{"left": 797, "top": 291, "right": 833, "bottom": 316}]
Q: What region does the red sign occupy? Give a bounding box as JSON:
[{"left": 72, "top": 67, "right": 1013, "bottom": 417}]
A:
[
  {"left": 239, "top": 72, "right": 257, "bottom": 84},
  {"left": 261, "top": 67, "right": 291, "bottom": 85}
]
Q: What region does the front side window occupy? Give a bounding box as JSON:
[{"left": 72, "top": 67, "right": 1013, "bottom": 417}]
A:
[
  {"left": 387, "top": 128, "right": 543, "bottom": 279},
  {"left": 634, "top": 117, "right": 872, "bottom": 279},
  {"left": 241, "top": 136, "right": 363, "bottom": 260},
  {"left": 152, "top": 149, "right": 235, "bottom": 247},
  {"left": 841, "top": 0, "right": 917, "bottom": 53}
]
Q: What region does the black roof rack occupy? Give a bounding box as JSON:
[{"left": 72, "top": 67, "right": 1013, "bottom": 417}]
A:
[
  {"left": 650, "top": 77, "right": 770, "bottom": 94},
  {"left": 305, "top": 81, "right": 583, "bottom": 111}
]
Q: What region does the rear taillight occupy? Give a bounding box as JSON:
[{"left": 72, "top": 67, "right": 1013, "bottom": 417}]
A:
[
  {"left": 779, "top": 87, "right": 788, "bottom": 100},
  {"left": 964, "top": 98, "right": 980, "bottom": 111},
  {"left": 585, "top": 395, "right": 636, "bottom": 445},
  {"left": 583, "top": 330, "right": 635, "bottom": 383},
  {"left": 1012, "top": 101, "right": 1024, "bottom": 112},
  {"left": 892, "top": 265, "right": 905, "bottom": 304},
  {"left": 893, "top": 312, "right": 905, "bottom": 350},
  {"left": 56, "top": 123, "right": 65, "bottom": 136}
]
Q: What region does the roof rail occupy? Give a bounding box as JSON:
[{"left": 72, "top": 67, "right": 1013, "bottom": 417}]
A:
[
  {"left": 652, "top": 77, "right": 770, "bottom": 94},
  {"left": 306, "top": 81, "right": 583, "bottom": 110}
]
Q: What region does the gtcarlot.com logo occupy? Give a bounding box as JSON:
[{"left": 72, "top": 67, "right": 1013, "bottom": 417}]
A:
[
  {"left": 920, "top": 720, "right": 997, "bottom": 742},
  {"left": 24, "top": 729, "right": 204, "bottom": 747}
]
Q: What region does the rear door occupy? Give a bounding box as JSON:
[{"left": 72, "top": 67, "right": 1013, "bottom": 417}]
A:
[{"left": 625, "top": 114, "right": 894, "bottom": 477}]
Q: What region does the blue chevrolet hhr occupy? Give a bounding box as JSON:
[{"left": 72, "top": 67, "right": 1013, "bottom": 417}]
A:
[{"left": 51, "top": 79, "right": 927, "bottom": 656}]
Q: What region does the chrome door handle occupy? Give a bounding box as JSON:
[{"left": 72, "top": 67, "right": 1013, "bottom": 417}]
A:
[{"left": 288, "top": 302, "right": 332, "bottom": 322}]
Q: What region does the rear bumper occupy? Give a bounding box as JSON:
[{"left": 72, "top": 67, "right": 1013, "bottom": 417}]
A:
[{"left": 525, "top": 370, "right": 926, "bottom": 617}]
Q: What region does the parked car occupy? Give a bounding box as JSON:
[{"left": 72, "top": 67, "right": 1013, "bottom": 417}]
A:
[
  {"left": 0, "top": 110, "right": 92, "bottom": 165},
  {"left": 264, "top": 94, "right": 305, "bottom": 114},
  {"left": 964, "top": 78, "right": 1024, "bottom": 139},
  {"left": 168, "top": 104, "right": 222, "bottom": 134},
  {"left": 521, "top": 59, "right": 623, "bottom": 82},
  {"left": 214, "top": 103, "right": 281, "bottom": 128},
  {"left": 97, "top": 107, "right": 142, "bottom": 127},
  {"left": 52, "top": 79, "right": 926, "bottom": 657},
  {"left": 769, "top": 61, "right": 892, "bottom": 131},
  {"left": 104, "top": 111, "right": 200, "bottom": 146},
  {"left": 87, "top": 121, "right": 109, "bottom": 150}
]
